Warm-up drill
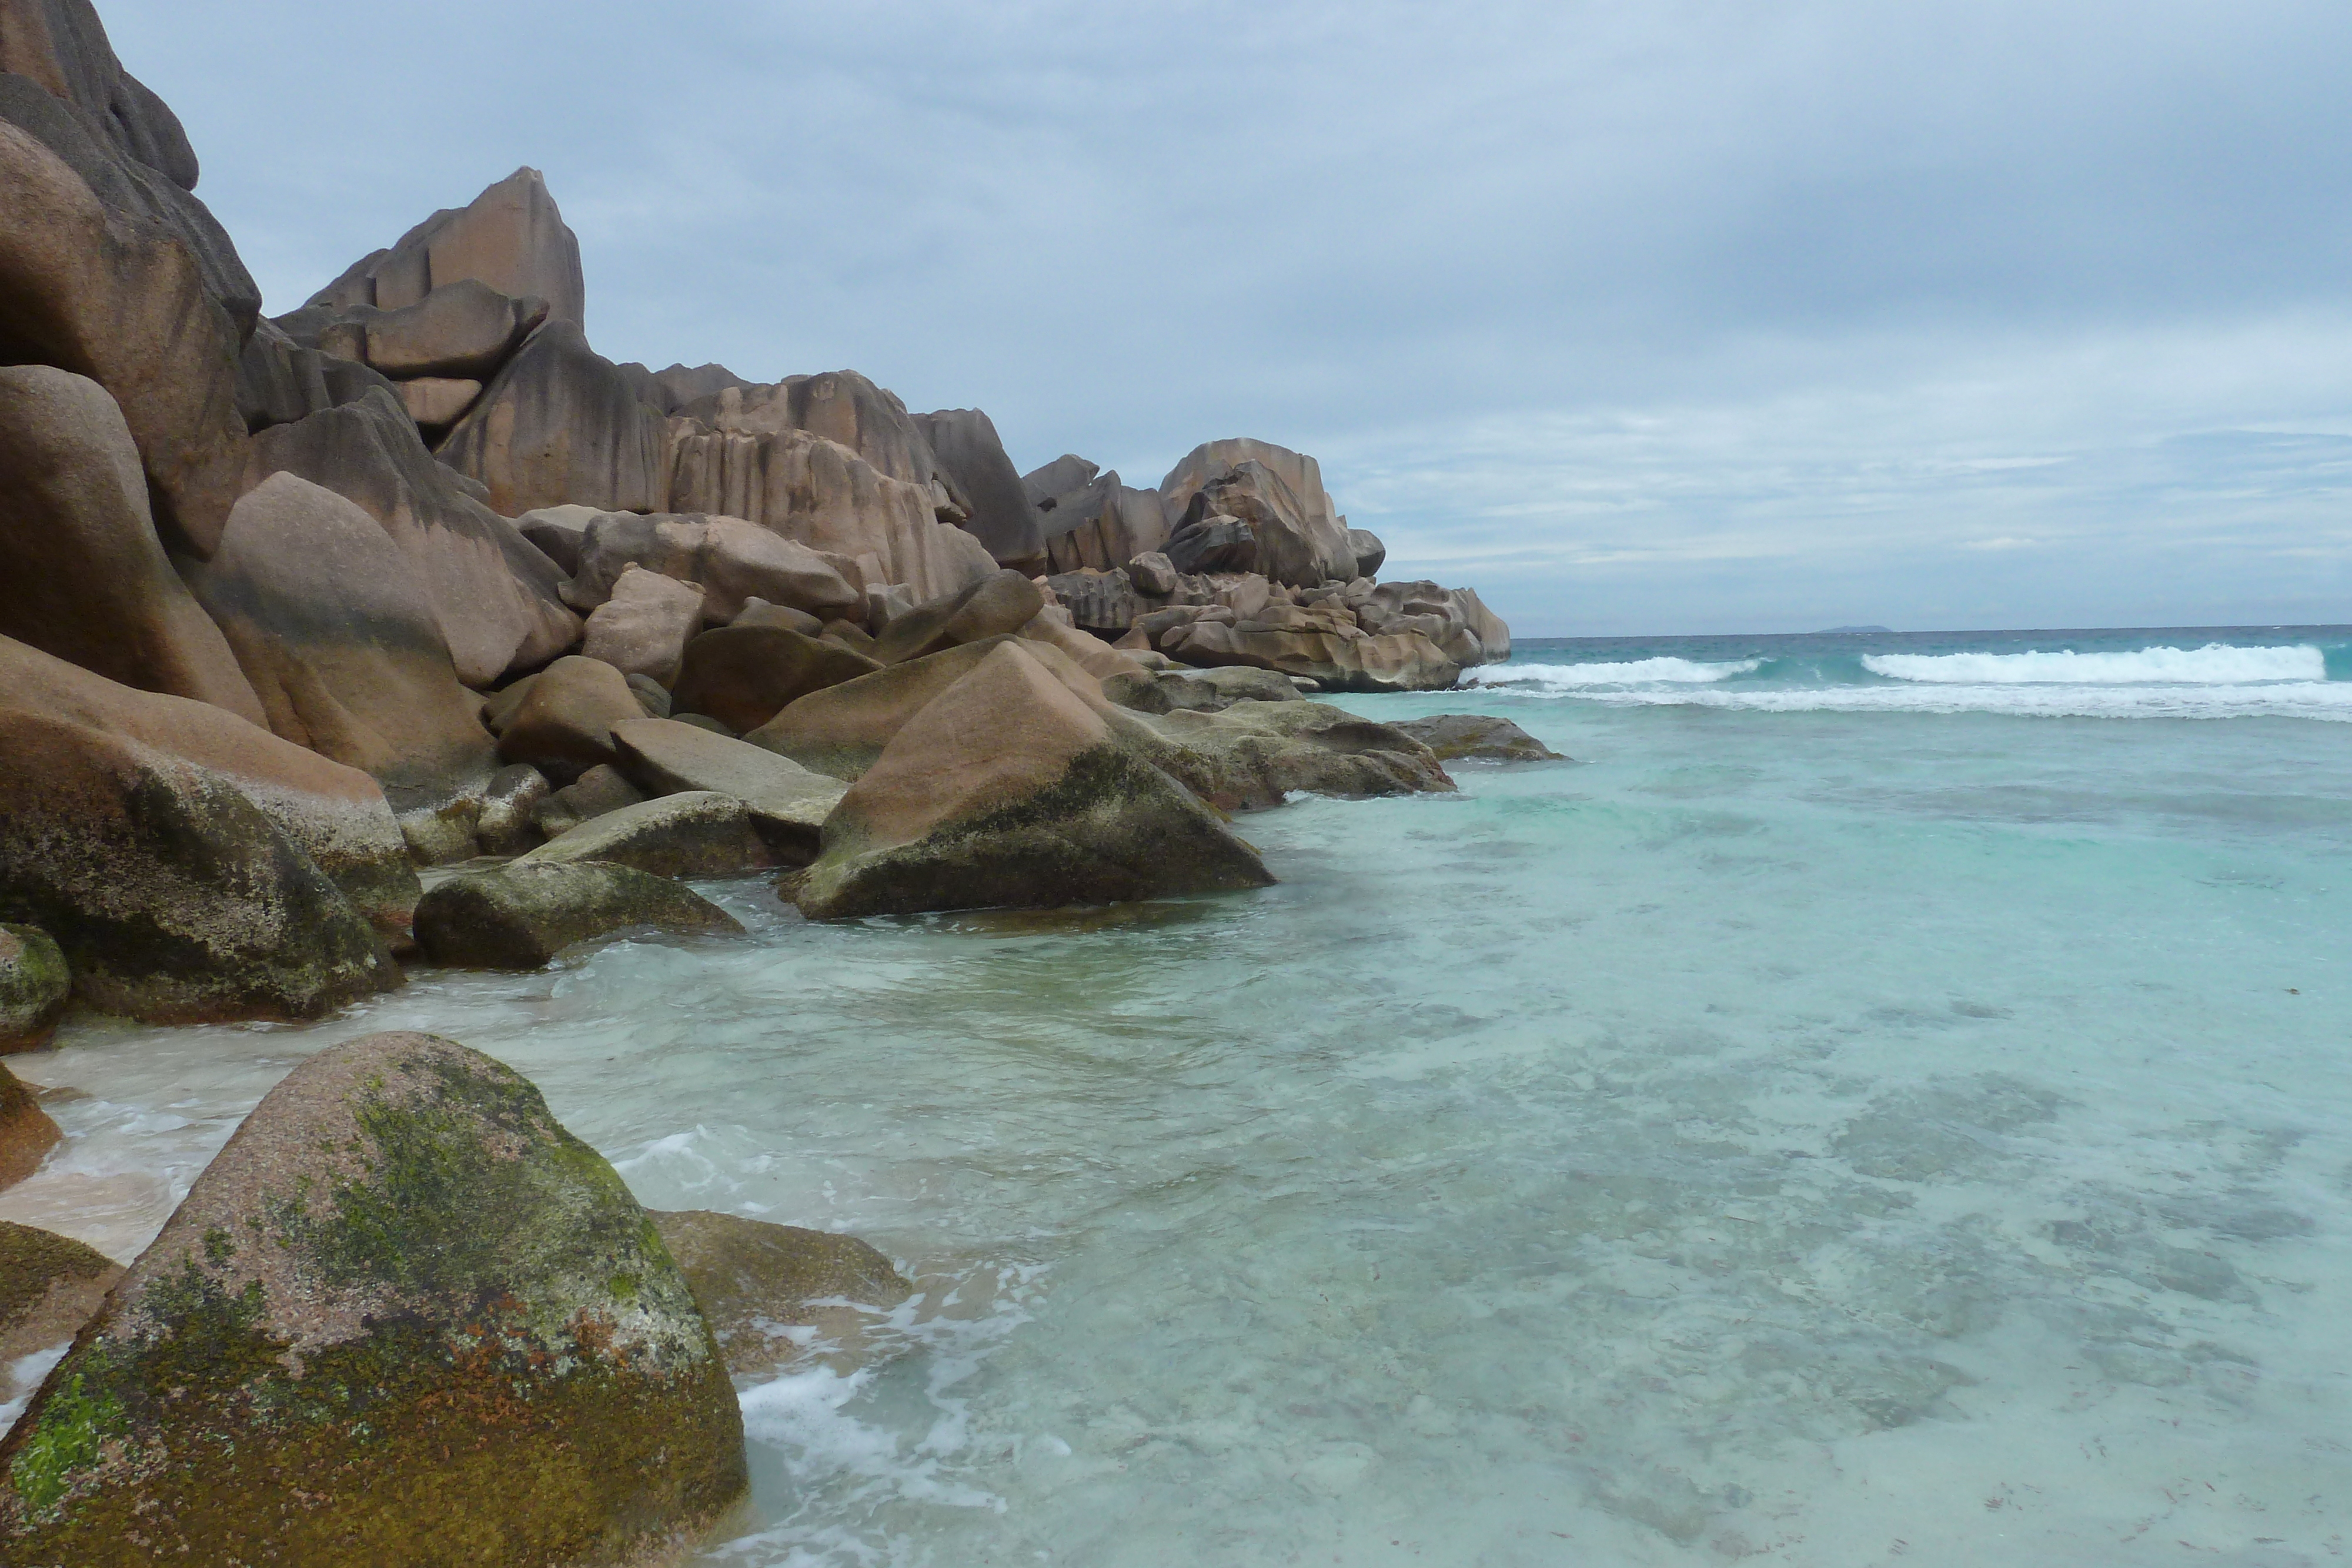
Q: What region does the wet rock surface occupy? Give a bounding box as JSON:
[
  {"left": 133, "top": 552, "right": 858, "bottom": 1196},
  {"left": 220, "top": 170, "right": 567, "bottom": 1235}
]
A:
[{"left": 414, "top": 861, "right": 743, "bottom": 969}]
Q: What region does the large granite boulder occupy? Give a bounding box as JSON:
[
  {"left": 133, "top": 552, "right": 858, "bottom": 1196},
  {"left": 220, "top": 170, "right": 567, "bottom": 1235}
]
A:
[
  {"left": 0, "top": 92, "right": 250, "bottom": 553},
  {"left": 0, "top": 1062, "right": 61, "bottom": 1189},
  {"left": 582, "top": 563, "right": 704, "bottom": 689},
  {"left": 745, "top": 636, "right": 1024, "bottom": 781},
  {"left": 1161, "top": 510, "right": 1258, "bottom": 577},
  {"left": 297, "top": 277, "right": 545, "bottom": 382},
  {"left": 1390, "top": 714, "right": 1561, "bottom": 763},
  {"left": 437, "top": 320, "right": 671, "bottom": 516},
  {"left": 517, "top": 791, "right": 776, "bottom": 880},
  {"left": 1022, "top": 453, "right": 1099, "bottom": 511},
  {"left": 1103, "top": 665, "right": 1303, "bottom": 715},
  {"left": 1168, "top": 457, "right": 1355, "bottom": 587},
  {"left": 0, "top": 0, "right": 203, "bottom": 194},
  {"left": 0, "top": 634, "right": 421, "bottom": 942},
  {"left": 790, "top": 640, "right": 1274, "bottom": 919},
  {"left": 0, "top": 708, "right": 402, "bottom": 1022},
  {"left": 0, "top": 1223, "right": 119, "bottom": 1389},
  {"left": 651, "top": 1209, "right": 912, "bottom": 1376},
  {"left": 1126, "top": 699, "right": 1456, "bottom": 811},
  {"left": 1045, "top": 567, "right": 1140, "bottom": 636},
  {"left": 250, "top": 387, "right": 577, "bottom": 686},
  {"left": 186, "top": 472, "right": 499, "bottom": 810},
  {"left": 611, "top": 716, "right": 847, "bottom": 863},
  {"left": 915, "top": 407, "right": 1046, "bottom": 566},
  {"left": 566, "top": 510, "right": 862, "bottom": 624},
  {"left": 0, "top": 925, "right": 70, "bottom": 1053},
  {"left": 671, "top": 623, "right": 880, "bottom": 733},
  {"left": 0, "top": 366, "right": 263, "bottom": 720},
  {"left": 1355, "top": 579, "right": 1512, "bottom": 666},
  {"left": 415, "top": 862, "right": 743, "bottom": 969},
  {"left": 1347, "top": 527, "right": 1387, "bottom": 579},
  {"left": 1169, "top": 613, "right": 1461, "bottom": 693},
  {"left": 0, "top": 1032, "right": 745, "bottom": 1563},
  {"left": 679, "top": 370, "right": 948, "bottom": 496},
  {"left": 872, "top": 570, "right": 1046, "bottom": 663},
  {"left": 494, "top": 654, "right": 644, "bottom": 784},
  {"left": 303, "top": 166, "right": 587, "bottom": 329},
  {"left": 1040, "top": 469, "right": 1169, "bottom": 575}
]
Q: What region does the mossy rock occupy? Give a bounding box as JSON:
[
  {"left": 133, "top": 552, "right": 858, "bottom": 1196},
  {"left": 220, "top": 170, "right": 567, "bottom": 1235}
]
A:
[
  {"left": 0, "top": 1032, "right": 746, "bottom": 1565},
  {"left": 413, "top": 860, "right": 745, "bottom": 970},
  {"left": 0, "top": 1222, "right": 119, "bottom": 1382},
  {"left": 0, "top": 1064, "right": 61, "bottom": 1191},
  {"left": 650, "top": 1210, "right": 911, "bottom": 1376},
  {"left": 0, "top": 925, "right": 69, "bottom": 1052}
]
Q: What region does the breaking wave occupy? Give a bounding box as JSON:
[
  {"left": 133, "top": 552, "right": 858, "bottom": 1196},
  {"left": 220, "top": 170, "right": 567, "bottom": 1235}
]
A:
[
  {"left": 1862, "top": 644, "right": 2324, "bottom": 686},
  {"left": 1465, "top": 657, "right": 1760, "bottom": 690}
]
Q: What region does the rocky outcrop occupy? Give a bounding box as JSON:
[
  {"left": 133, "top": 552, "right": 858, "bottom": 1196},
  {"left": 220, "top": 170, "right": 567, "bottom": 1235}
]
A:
[
  {"left": 873, "top": 570, "right": 1045, "bottom": 664},
  {"left": 0, "top": 365, "right": 264, "bottom": 720},
  {"left": 1165, "top": 455, "right": 1355, "bottom": 587},
  {"left": 0, "top": 708, "right": 402, "bottom": 1022},
  {"left": 680, "top": 370, "right": 948, "bottom": 497},
  {"left": 1390, "top": 714, "right": 1562, "bottom": 763},
  {"left": 0, "top": 1032, "right": 746, "bottom": 1563},
  {"left": 292, "top": 277, "right": 546, "bottom": 383},
  {"left": 671, "top": 623, "right": 880, "bottom": 733},
  {"left": 0, "top": 1062, "right": 61, "bottom": 1188},
  {"left": 518, "top": 791, "right": 776, "bottom": 880},
  {"left": 414, "top": 861, "right": 743, "bottom": 969},
  {"left": 1040, "top": 469, "right": 1168, "bottom": 576},
  {"left": 533, "top": 763, "right": 647, "bottom": 839},
  {"left": 1167, "top": 610, "right": 1461, "bottom": 693},
  {"left": 437, "top": 320, "right": 670, "bottom": 516},
  {"left": 746, "top": 636, "right": 1027, "bottom": 781},
  {"left": 250, "top": 387, "right": 577, "bottom": 686},
  {"left": 611, "top": 716, "right": 847, "bottom": 864},
  {"left": 581, "top": 563, "right": 703, "bottom": 688},
  {"left": 790, "top": 640, "right": 1274, "bottom": 919},
  {"left": 1347, "top": 527, "right": 1386, "bottom": 579},
  {"left": 650, "top": 1209, "right": 912, "bottom": 1376},
  {"left": 1162, "top": 511, "right": 1258, "bottom": 577},
  {"left": 186, "top": 472, "right": 499, "bottom": 810},
  {"left": 304, "top": 166, "right": 587, "bottom": 329},
  {"left": 916, "top": 407, "right": 1047, "bottom": 567},
  {"left": 493, "top": 654, "right": 644, "bottom": 783},
  {"left": 0, "top": 1222, "right": 119, "bottom": 1387},
  {"left": 1102, "top": 665, "right": 1303, "bottom": 715},
  {"left": 1127, "top": 700, "right": 1456, "bottom": 812},
  {"left": 0, "top": 925, "right": 70, "bottom": 1052},
  {"left": 0, "top": 634, "right": 421, "bottom": 943},
  {"left": 566, "top": 510, "right": 863, "bottom": 625}
]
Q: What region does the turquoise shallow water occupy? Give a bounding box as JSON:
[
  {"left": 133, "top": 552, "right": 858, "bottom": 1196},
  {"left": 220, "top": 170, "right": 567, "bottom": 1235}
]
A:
[{"left": 6, "top": 626, "right": 2351, "bottom": 1564}]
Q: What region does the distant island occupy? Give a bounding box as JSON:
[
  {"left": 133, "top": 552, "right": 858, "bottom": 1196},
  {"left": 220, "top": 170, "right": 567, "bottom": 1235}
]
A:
[{"left": 1818, "top": 625, "right": 1894, "bottom": 634}]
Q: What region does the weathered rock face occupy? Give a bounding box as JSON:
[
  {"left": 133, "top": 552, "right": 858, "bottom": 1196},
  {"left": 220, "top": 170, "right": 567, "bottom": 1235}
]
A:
[
  {"left": 187, "top": 472, "right": 499, "bottom": 810},
  {"left": 567, "top": 510, "right": 863, "bottom": 626},
  {"left": 0, "top": 925, "right": 70, "bottom": 1053},
  {"left": 1168, "top": 611, "right": 1461, "bottom": 693},
  {"left": 582, "top": 563, "right": 704, "bottom": 689},
  {"left": 305, "top": 166, "right": 587, "bottom": 329},
  {"left": 0, "top": 708, "right": 402, "bottom": 1022},
  {"left": 650, "top": 1209, "right": 912, "bottom": 1376},
  {"left": 0, "top": 1032, "right": 746, "bottom": 1563},
  {"left": 1162, "top": 511, "right": 1258, "bottom": 578},
  {"left": 0, "top": 0, "right": 202, "bottom": 193},
  {"left": 474, "top": 763, "right": 550, "bottom": 856},
  {"left": 1347, "top": 527, "right": 1386, "bottom": 579},
  {"left": 791, "top": 641, "right": 1274, "bottom": 920},
  {"left": 0, "top": 93, "right": 252, "bottom": 553},
  {"left": 873, "top": 570, "right": 1047, "bottom": 665},
  {"left": 611, "top": 717, "right": 847, "bottom": 864},
  {"left": 1102, "top": 665, "right": 1303, "bottom": 716},
  {"left": 232, "top": 317, "right": 393, "bottom": 434},
  {"left": 415, "top": 862, "right": 743, "bottom": 970},
  {"left": 1170, "top": 457, "right": 1356, "bottom": 587},
  {"left": 1389, "top": 714, "right": 1562, "bottom": 763},
  {"left": 294, "top": 277, "right": 546, "bottom": 383},
  {"left": 0, "top": 634, "right": 420, "bottom": 944},
  {"left": 1045, "top": 567, "right": 1140, "bottom": 636},
  {"left": 0, "top": 1062, "right": 61, "bottom": 1188},
  {"left": 519, "top": 791, "right": 776, "bottom": 880},
  {"left": 437, "top": 320, "right": 671, "bottom": 517},
  {"left": 0, "top": 1222, "right": 119, "bottom": 1386},
  {"left": 251, "top": 387, "right": 577, "bottom": 686},
  {"left": 672, "top": 623, "right": 881, "bottom": 734},
  {"left": 514, "top": 502, "right": 594, "bottom": 574},
  {"left": 0, "top": 366, "right": 263, "bottom": 720},
  {"left": 1128, "top": 550, "right": 1178, "bottom": 597},
  {"left": 746, "top": 636, "right": 1021, "bottom": 781},
  {"left": 915, "top": 407, "right": 1046, "bottom": 567},
  {"left": 1127, "top": 700, "right": 1457, "bottom": 813},
  {"left": 534, "top": 763, "right": 648, "bottom": 840},
  {"left": 1354, "top": 579, "right": 1512, "bottom": 666},
  {"left": 1022, "top": 453, "right": 1099, "bottom": 511},
  {"left": 680, "top": 370, "right": 948, "bottom": 497},
  {"left": 494, "top": 654, "right": 644, "bottom": 784},
  {"left": 1040, "top": 469, "right": 1169, "bottom": 576}
]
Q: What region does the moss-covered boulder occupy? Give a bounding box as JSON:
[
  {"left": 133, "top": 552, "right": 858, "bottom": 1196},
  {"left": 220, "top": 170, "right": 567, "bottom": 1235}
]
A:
[
  {"left": 415, "top": 861, "right": 744, "bottom": 969},
  {"left": 1388, "top": 713, "right": 1565, "bottom": 764},
  {"left": 0, "top": 926, "right": 70, "bottom": 1053},
  {"left": 0, "top": 1064, "right": 62, "bottom": 1191},
  {"left": 0, "top": 1223, "right": 119, "bottom": 1392},
  {"left": 0, "top": 1032, "right": 747, "bottom": 1566},
  {"left": 0, "top": 709, "right": 403, "bottom": 1024},
  {"left": 790, "top": 640, "right": 1273, "bottom": 920},
  {"left": 651, "top": 1210, "right": 913, "bottom": 1375},
  {"left": 518, "top": 791, "right": 777, "bottom": 880}
]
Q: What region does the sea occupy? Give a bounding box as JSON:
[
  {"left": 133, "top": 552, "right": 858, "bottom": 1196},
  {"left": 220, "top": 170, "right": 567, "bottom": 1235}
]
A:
[{"left": 5, "top": 624, "right": 2350, "bottom": 1567}]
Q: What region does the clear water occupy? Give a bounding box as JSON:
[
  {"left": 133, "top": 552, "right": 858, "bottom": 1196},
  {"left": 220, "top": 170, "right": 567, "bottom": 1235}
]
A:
[{"left": 6, "top": 624, "right": 2351, "bottom": 1566}]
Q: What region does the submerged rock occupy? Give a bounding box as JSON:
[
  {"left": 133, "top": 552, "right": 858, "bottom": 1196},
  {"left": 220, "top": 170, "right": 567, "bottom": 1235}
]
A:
[
  {"left": 0, "top": 1032, "right": 746, "bottom": 1564},
  {"left": 0, "top": 927, "right": 71, "bottom": 1054},
  {"left": 0, "top": 1063, "right": 61, "bottom": 1190},
  {"left": 414, "top": 861, "right": 743, "bottom": 969},
  {"left": 651, "top": 1209, "right": 913, "bottom": 1375},
  {"left": 519, "top": 792, "right": 777, "bottom": 880},
  {"left": 791, "top": 640, "right": 1273, "bottom": 920},
  {"left": 0, "top": 1223, "right": 120, "bottom": 1389},
  {"left": 1388, "top": 714, "right": 1564, "bottom": 763}
]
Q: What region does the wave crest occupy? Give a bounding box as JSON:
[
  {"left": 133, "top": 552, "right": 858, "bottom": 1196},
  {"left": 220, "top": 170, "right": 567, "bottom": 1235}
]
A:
[
  {"left": 1466, "top": 657, "right": 1761, "bottom": 690},
  {"left": 1862, "top": 644, "right": 2324, "bottom": 686}
]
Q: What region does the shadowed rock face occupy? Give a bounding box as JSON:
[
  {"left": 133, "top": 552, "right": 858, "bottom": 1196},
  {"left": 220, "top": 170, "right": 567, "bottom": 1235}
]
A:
[
  {"left": 414, "top": 861, "right": 743, "bottom": 971},
  {"left": 437, "top": 319, "right": 671, "bottom": 517},
  {"left": 673, "top": 623, "right": 881, "bottom": 734},
  {"left": 0, "top": 1032, "right": 747, "bottom": 1564},
  {"left": 0, "top": 708, "right": 405, "bottom": 1024},
  {"left": 916, "top": 407, "right": 1047, "bottom": 567}
]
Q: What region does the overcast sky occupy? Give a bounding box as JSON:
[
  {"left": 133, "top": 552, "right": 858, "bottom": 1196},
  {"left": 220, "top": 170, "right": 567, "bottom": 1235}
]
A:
[{"left": 102, "top": 1, "right": 2352, "bottom": 635}]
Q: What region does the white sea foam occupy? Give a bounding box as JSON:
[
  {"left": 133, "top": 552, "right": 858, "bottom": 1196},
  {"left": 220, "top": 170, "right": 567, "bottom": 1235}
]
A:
[
  {"left": 1863, "top": 643, "right": 2325, "bottom": 684},
  {"left": 1552, "top": 680, "right": 2352, "bottom": 720},
  {"left": 1465, "top": 656, "right": 1761, "bottom": 689}
]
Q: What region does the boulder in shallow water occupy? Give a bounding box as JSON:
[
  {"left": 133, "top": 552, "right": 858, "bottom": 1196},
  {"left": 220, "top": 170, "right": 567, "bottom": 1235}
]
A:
[
  {"left": 414, "top": 861, "right": 743, "bottom": 969},
  {"left": 519, "top": 791, "right": 777, "bottom": 880},
  {"left": 791, "top": 640, "right": 1274, "bottom": 920},
  {"left": 0, "top": 1223, "right": 120, "bottom": 1391},
  {"left": 1126, "top": 700, "right": 1455, "bottom": 812},
  {"left": 0, "top": 1032, "right": 746, "bottom": 1564},
  {"left": 0, "top": 708, "right": 403, "bottom": 1024},
  {"left": 612, "top": 717, "right": 847, "bottom": 864},
  {"left": 0, "top": 1064, "right": 61, "bottom": 1189},
  {"left": 1388, "top": 714, "right": 1563, "bottom": 763},
  {"left": 0, "top": 927, "right": 71, "bottom": 1054},
  {"left": 651, "top": 1209, "right": 913, "bottom": 1376}
]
